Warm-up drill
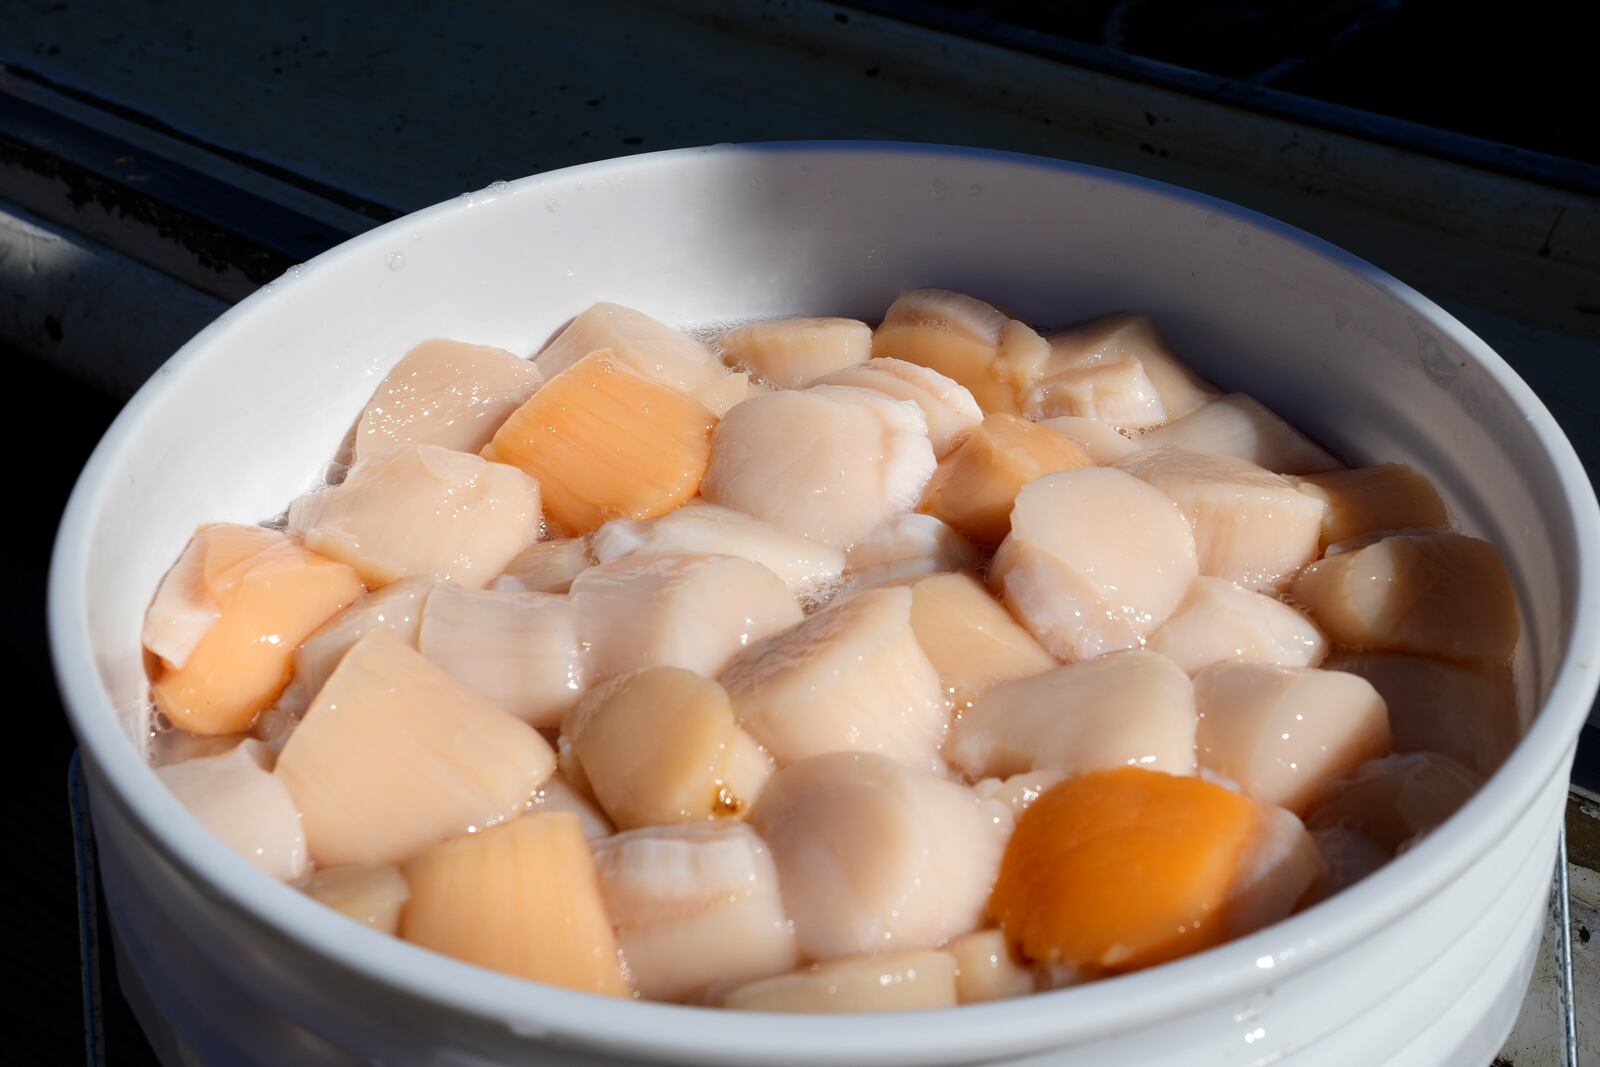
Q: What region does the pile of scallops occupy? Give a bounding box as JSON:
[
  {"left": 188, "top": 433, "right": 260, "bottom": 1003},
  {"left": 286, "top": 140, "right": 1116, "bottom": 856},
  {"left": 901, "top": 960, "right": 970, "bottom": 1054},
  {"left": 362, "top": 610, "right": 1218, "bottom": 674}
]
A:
[{"left": 143, "top": 290, "right": 1522, "bottom": 1012}]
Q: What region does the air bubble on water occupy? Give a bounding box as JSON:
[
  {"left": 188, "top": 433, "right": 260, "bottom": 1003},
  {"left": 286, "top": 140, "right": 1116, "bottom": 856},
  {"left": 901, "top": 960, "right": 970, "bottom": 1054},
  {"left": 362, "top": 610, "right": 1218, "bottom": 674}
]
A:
[
  {"left": 458, "top": 190, "right": 478, "bottom": 207},
  {"left": 486, "top": 179, "right": 509, "bottom": 193},
  {"left": 386, "top": 252, "right": 406, "bottom": 271},
  {"left": 800, "top": 573, "right": 855, "bottom": 615}
]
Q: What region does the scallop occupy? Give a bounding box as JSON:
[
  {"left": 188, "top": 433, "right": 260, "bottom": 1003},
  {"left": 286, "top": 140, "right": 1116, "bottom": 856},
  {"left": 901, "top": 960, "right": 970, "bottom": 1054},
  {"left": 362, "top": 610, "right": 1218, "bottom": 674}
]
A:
[
  {"left": 688, "top": 370, "right": 760, "bottom": 417},
  {"left": 1304, "top": 752, "right": 1482, "bottom": 851},
  {"left": 288, "top": 444, "right": 541, "bottom": 588},
  {"left": 156, "top": 740, "right": 306, "bottom": 881},
  {"left": 1194, "top": 662, "right": 1391, "bottom": 813},
  {"left": 717, "top": 316, "right": 872, "bottom": 389},
  {"left": 1324, "top": 651, "right": 1519, "bottom": 777},
  {"left": 594, "top": 822, "right": 798, "bottom": 1001},
  {"left": 1035, "top": 415, "right": 1140, "bottom": 463},
  {"left": 814, "top": 357, "right": 982, "bottom": 457},
  {"left": 1023, "top": 356, "right": 1167, "bottom": 429},
  {"left": 1223, "top": 803, "right": 1324, "bottom": 937},
  {"left": 485, "top": 349, "right": 715, "bottom": 536},
  {"left": 1295, "top": 463, "right": 1449, "bottom": 549},
  {"left": 751, "top": 751, "right": 1011, "bottom": 960},
  {"left": 702, "top": 386, "right": 935, "bottom": 548},
  {"left": 534, "top": 301, "right": 726, "bottom": 392},
  {"left": 843, "top": 513, "right": 983, "bottom": 590},
  {"left": 491, "top": 538, "right": 591, "bottom": 594},
  {"left": 1292, "top": 532, "right": 1519, "bottom": 662},
  {"left": 562, "top": 667, "right": 774, "bottom": 830},
  {"left": 906, "top": 572, "right": 1057, "bottom": 714},
  {"left": 946, "top": 930, "right": 1035, "bottom": 1004},
  {"left": 1137, "top": 393, "right": 1341, "bottom": 476},
  {"left": 416, "top": 583, "right": 587, "bottom": 727},
  {"left": 1146, "top": 577, "right": 1326, "bottom": 675},
  {"left": 721, "top": 951, "right": 959, "bottom": 1013},
  {"left": 590, "top": 502, "right": 845, "bottom": 597},
  {"left": 1039, "top": 312, "right": 1215, "bottom": 422},
  {"left": 921, "top": 413, "right": 1093, "bottom": 551},
  {"left": 570, "top": 553, "right": 802, "bottom": 682},
  {"left": 527, "top": 773, "right": 615, "bottom": 841},
  {"left": 989, "top": 768, "right": 1259, "bottom": 973},
  {"left": 352, "top": 339, "right": 542, "bottom": 461},
  {"left": 148, "top": 524, "right": 365, "bottom": 735},
  {"left": 274, "top": 628, "right": 554, "bottom": 866},
  {"left": 400, "top": 812, "right": 629, "bottom": 996},
  {"left": 278, "top": 576, "right": 434, "bottom": 717},
  {"left": 1115, "top": 449, "right": 1326, "bottom": 591},
  {"left": 720, "top": 586, "right": 949, "bottom": 772},
  {"left": 871, "top": 288, "right": 1027, "bottom": 413},
  {"left": 945, "top": 651, "right": 1197, "bottom": 780},
  {"left": 989, "top": 468, "right": 1197, "bottom": 660},
  {"left": 305, "top": 864, "right": 410, "bottom": 934}
]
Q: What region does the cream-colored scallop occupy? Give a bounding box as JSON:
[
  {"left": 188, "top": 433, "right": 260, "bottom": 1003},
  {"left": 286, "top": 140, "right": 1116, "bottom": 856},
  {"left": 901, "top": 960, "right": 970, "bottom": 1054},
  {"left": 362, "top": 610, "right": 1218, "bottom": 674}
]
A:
[
  {"left": 1292, "top": 532, "right": 1520, "bottom": 662},
  {"left": 751, "top": 752, "right": 1010, "bottom": 960},
  {"left": 946, "top": 930, "right": 1035, "bottom": 1004},
  {"left": 491, "top": 538, "right": 591, "bottom": 594},
  {"left": 1223, "top": 804, "right": 1324, "bottom": 937},
  {"left": 562, "top": 667, "right": 774, "bottom": 830},
  {"left": 815, "top": 357, "right": 982, "bottom": 457},
  {"left": 946, "top": 651, "right": 1197, "bottom": 780},
  {"left": 1036, "top": 415, "right": 1140, "bottom": 463},
  {"left": 1116, "top": 449, "right": 1325, "bottom": 591},
  {"left": 907, "top": 572, "right": 1057, "bottom": 714},
  {"left": 416, "top": 584, "right": 587, "bottom": 727},
  {"left": 534, "top": 301, "right": 726, "bottom": 392},
  {"left": 305, "top": 864, "right": 410, "bottom": 934},
  {"left": 989, "top": 468, "right": 1197, "bottom": 660},
  {"left": 1024, "top": 356, "right": 1167, "bottom": 429},
  {"left": 157, "top": 740, "right": 307, "bottom": 881},
  {"left": 594, "top": 823, "right": 798, "bottom": 1001},
  {"left": 288, "top": 444, "right": 541, "bottom": 588},
  {"left": 844, "top": 514, "right": 983, "bottom": 590},
  {"left": 590, "top": 503, "right": 845, "bottom": 597},
  {"left": 701, "top": 387, "right": 936, "bottom": 548},
  {"left": 718, "top": 317, "right": 872, "bottom": 389},
  {"left": 570, "top": 553, "right": 801, "bottom": 682},
  {"left": 1324, "top": 652, "right": 1519, "bottom": 778},
  {"left": 722, "top": 951, "right": 959, "bottom": 1013},
  {"left": 1137, "top": 393, "right": 1341, "bottom": 476},
  {"left": 1196, "top": 663, "right": 1391, "bottom": 814},
  {"left": 1041, "top": 312, "right": 1216, "bottom": 421},
  {"left": 279, "top": 576, "right": 435, "bottom": 717},
  {"left": 353, "top": 339, "right": 542, "bottom": 461},
  {"left": 1294, "top": 463, "right": 1448, "bottom": 549},
  {"left": 688, "top": 371, "right": 758, "bottom": 416},
  {"left": 720, "top": 586, "right": 949, "bottom": 773},
  {"left": 527, "top": 773, "right": 615, "bottom": 841},
  {"left": 274, "top": 629, "right": 555, "bottom": 867},
  {"left": 1147, "top": 577, "right": 1326, "bottom": 675}
]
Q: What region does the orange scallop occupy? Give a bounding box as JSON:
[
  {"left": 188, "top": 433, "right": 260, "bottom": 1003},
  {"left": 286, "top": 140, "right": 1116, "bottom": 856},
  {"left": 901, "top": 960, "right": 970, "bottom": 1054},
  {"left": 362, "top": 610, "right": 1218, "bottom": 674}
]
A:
[
  {"left": 149, "top": 525, "right": 365, "bottom": 735},
  {"left": 484, "top": 348, "right": 716, "bottom": 535},
  {"left": 989, "top": 767, "right": 1258, "bottom": 973}
]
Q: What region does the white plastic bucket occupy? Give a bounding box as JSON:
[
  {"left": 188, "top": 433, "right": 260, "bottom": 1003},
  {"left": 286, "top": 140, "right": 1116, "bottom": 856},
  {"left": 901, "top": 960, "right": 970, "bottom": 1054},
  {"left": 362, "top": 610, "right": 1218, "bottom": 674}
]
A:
[{"left": 50, "top": 143, "right": 1600, "bottom": 1066}]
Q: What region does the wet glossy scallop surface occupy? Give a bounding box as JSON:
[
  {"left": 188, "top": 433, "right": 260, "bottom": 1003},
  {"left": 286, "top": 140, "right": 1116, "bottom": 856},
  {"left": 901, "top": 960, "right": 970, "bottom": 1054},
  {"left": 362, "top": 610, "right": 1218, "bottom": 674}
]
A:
[{"left": 140, "top": 294, "right": 1521, "bottom": 1010}]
